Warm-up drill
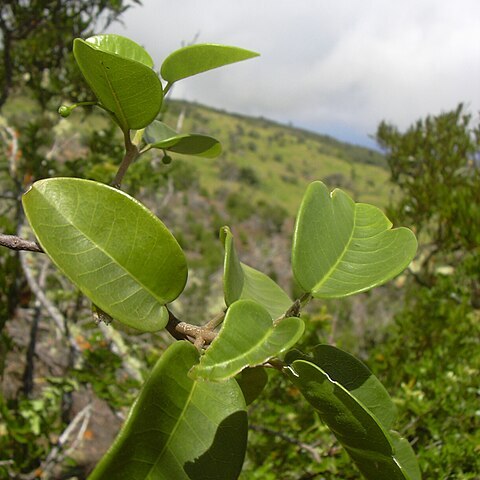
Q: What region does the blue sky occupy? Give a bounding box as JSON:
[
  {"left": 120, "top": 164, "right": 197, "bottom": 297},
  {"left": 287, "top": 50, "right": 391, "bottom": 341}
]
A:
[{"left": 107, "top": 0, "right": 480, "bottom": 148}]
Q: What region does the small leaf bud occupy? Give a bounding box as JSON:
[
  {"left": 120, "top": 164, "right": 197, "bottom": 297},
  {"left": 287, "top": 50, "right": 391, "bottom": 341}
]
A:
[
  {"left": 162, "top": 154, "right": 172, "bottom": 165},
  {"left": 58, "top": 105, "right": 72, "bottom": 118}
]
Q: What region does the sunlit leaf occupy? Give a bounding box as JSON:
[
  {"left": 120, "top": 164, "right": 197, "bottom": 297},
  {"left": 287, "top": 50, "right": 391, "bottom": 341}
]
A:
[
  {"left": 292, "top": 181, "right": 417, "bottom": 298},
  {"left": 89, "top": 341, "right": 248, "bottom": 480},
  {"left": 73, "top": 38, "right": 162, "bottom": 130},
  {"left": 192, "top": 300, "right": 304, "bottom": 381},
  {"left": 286, "top": 358, "right": 420, "bottom": 480},
  {"left": 161, "top": 44, "right": 259, "bottom": 83},
  {"left": 144, "top": 120, "right": 222, "bottom": 158},
  {"left": 85, "top": 34, "right": 154, "bottom": 67},
  {"left": 221, "top": 226, "right": 292, "bottom": 319},
  {"left": 22, "top": 178, "right": 187, "bottom": 332}
]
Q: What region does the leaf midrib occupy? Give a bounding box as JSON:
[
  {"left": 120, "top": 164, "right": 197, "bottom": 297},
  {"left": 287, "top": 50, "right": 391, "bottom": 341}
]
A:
[
  {"left": 147, "top": 381, "right": 198, "bottom": 478},
  {"left": 312, "top": 204, "right": 357, "bottom": 294},
  {"left": 39, "top": 189, "right": 165, "bottom": 306}
]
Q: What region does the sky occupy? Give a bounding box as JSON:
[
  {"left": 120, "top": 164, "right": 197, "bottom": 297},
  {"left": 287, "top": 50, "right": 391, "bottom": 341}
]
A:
[{"left": 107, "top": 0, "right": 480, "bottom": 148}]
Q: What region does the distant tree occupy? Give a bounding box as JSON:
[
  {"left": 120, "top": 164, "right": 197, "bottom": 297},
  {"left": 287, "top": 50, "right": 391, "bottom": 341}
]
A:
[
  {"left": 0, "top": 0, "right": 141, "bottom": 109},
  {"left": 376, "top": 104, "right": 480, "bottom": 281},
  {"left": 372, "top": 105, "right": 480, "bottom": 477}
]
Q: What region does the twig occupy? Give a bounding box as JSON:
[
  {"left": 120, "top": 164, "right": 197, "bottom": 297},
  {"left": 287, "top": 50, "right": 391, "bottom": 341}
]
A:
[
  {"left": 39, "top": 402, "right": 93, "bottom": 480},
  {"left": 165, "top": 308, "right": 217, "bottom": 345},
  {"left": 112, "top": 129, "right": 140, "bottom": 188},
  {"left": 0, "top": 233, "right": 44, "bottom": 253},
  {"left": 19, "top": 250, "right": 80, "bottom": 353},
  {"left": 204, "top": 310, "right": 225, "bottom": 330}
]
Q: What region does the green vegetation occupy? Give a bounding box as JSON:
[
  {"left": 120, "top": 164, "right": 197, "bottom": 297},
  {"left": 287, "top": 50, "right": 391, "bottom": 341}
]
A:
[
  {"left": 0, "top": 12, "right": 477, "bottom": 480},
  {"left": 0, "top": 33, "right": 421, "bottom": 479}
]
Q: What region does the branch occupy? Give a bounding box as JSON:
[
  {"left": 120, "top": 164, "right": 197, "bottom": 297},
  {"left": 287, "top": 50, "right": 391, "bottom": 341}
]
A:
[
  {"left": 165, "top": 308, "right": 217, "bottom": 347},
  {"left": 0, "top": 233, "right": 44, "bottom": 252},
  {"left": 19, "top": 250, "right": 80, "bottom": 354},
  {"left": 35, "top": 402, "right": 93, "bottom": 480}
]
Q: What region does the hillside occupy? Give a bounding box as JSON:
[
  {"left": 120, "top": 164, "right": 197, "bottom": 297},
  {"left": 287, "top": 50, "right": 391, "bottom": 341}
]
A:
[{"left": 157, "top": 100, "right": 391, "bottom": 215}]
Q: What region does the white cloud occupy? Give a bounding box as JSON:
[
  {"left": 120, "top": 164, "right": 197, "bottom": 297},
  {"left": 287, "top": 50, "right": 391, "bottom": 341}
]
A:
[{"left": 107, "top": 0, "right": 480, "bottom": 146}]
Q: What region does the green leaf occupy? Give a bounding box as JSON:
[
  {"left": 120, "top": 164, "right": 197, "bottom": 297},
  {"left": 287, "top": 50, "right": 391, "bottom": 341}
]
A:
[
  {"left": 161, "top": 44, "right": 259, "bottom": 83},
  {"left": 73, "top": 38, "right": 163, "bottom": 131},
  {"left": 221, "top": 226, "right": 292, "bottom": 319},
  {"left": 286, "top": 359, "right": 420, "bottom": 480},
  {"left": 192, "top": 300, "right": 304, "bottom": 381},
  {"left": 390, "top": 432, "right": 422, "bottom": 480},
  {"left": 144, "top": 120, "right": 222, "bottom": 158},
  {"left": 85, "top": 34, "right": 154, "bottom": 67},
  {"left": 22, "top": 178, "right": 187, "bottom": 332},
  {"left": 235, "top": 367, "right": 268, "bottom": 406},
  {"left": 292, "top": 181, "right": 417, "bottom": 298},
  {"left": 89, "top": 341, "right": 247, "bottom": 480},
  {"left": 285, "top": 345, "right": 397, "bottom": 430}
]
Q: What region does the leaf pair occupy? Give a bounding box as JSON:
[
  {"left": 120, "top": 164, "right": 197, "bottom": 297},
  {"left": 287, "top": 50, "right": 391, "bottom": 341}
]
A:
[
  {"left": 285, "top": 346, "right": 421, "bottom": 480},
  {"left": 188, "top": 227, "right": 303, "bottom": 382},
  {"left": 292, "top": 181, "right": 418, "bottom": 298},
  {"left": 74, "top": 35, "right": 163, "bottom": 131},
  {"left": 73, "top": 34, "right": 258, "bottom": 135}
]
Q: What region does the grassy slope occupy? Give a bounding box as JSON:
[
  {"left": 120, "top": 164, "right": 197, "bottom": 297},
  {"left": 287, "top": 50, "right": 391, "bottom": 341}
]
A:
[{"left": 160, "top": 100, "right": 391, "bottom": 215}]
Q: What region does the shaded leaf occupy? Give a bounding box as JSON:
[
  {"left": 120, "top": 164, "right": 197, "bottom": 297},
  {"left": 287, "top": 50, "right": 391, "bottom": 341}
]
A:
[
  {"left": 73, "top": 38, "right": 162, "bottom": 130},
  {"left": 285, "top": 344, "right": 397, "bottom": 430},
  {"left": 22, "top": 178, "right": 187, "bottom": 332},
  {"left": 221, "top": 226, "right": 292, "bottom": 319},
  {"left": 235, "top": 367, "right": 269, "bottom": 405},
  {"left": 192, "top": 300, "right": 304, "bottom": 381},
  {"left": 85, "top": 34, "right": 154, "bottom": 67},
  {"left": 144, "top": 120, "right": 221, "bottom": 158},
  {"left": 286, "top": 359, "right": 420, "bottom": 479},
  {"left": 292, "top": 181, "right": 417, "bottom": 298},
  {"left": 161, "top": 43, "right": 259, "bottom": 83},
  {"left": 89, "top": 341, "right": 247, "bottom": 480}
]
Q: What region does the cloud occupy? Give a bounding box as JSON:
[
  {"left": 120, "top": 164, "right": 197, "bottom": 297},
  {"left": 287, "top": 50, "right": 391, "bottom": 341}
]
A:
[{"left": 107, "top": 0, "right": 480, "bottom": 146}]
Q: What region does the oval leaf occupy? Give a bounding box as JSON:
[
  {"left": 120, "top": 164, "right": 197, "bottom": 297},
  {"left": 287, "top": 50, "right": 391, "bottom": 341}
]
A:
[
  {"left": 22, "top": 178, "right": 187, "bottom": 332},
  {"left": 144, "top": 121, "right": 222, "bottom": 158},
  {"left": 221, "top": 226, "right": 292, "bottom": 319},
  {"left": 292, "top": 181, "right": 417, "bottom": 298},
  {"left": 286, "top": 359, "right": 420, "bottom": 480},
  {"left": 192, "top": 300, "right": 304, "bottom": 381},
  {"left": 285, "top": 345, "right": 397, "bottom": 430},
  {"left": 161, "top": 44, "right": 259, "bottom": 83},
  {"left": 89, "top": 341, "right": 248, "bottom": 480},
  {"left": 85, "top": 34, "right": 154, "bottom": 67},
  {"left": 73, "top": 38, "right": 163, "bottom": 130}
]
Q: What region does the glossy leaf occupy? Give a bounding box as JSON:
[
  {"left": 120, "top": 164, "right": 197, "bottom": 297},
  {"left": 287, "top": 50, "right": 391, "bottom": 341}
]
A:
[
  {"left": 89, "top": 341, "right": 248, "bottom": 480},
  {"left": 85, "top": 34, "right": 154, "bottom": 67},
  {"left": 235, "top": 367, "right": 269, "bottom": 405},
  {"left": 22, "top": 178, "right": 187, "bottom": 332},
  {"left": 161, "top": 44, "right": 259, "bottom": 83},
  {"left": 73, "top": 38, "right": 163, "bottom": 130},
  {"left": 144, "top": 120, "right": 222, "bottom": 158},
  {"left": 221, "top": 226, "right": 292, "bottom": 319},
  {"left": 292, "top": 181, "right": 417, "bottom": 298},
  {"left": 286, "top": 359, "right": 420, "bottom": 480},
  {"left": 192, "top": 300, "right": 304, "bottom": 381}
]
